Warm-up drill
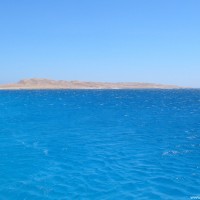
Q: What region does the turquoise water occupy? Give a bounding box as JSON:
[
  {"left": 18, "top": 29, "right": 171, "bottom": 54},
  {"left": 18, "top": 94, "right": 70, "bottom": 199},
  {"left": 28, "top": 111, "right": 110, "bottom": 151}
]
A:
[{"left": 0, "top": 90, "right": 200, "bottom": 199}]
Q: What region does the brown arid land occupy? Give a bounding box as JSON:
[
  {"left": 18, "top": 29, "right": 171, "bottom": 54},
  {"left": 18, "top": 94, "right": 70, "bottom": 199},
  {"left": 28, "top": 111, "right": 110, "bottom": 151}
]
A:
[{"left": 0, "top": 78, "right": 183, "bottom": 90}]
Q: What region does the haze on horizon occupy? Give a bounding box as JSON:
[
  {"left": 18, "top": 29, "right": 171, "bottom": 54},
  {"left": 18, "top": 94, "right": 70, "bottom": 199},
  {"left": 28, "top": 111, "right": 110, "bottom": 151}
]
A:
[{"left": 0, "top": 0, "right": 199, "bottom": 87}]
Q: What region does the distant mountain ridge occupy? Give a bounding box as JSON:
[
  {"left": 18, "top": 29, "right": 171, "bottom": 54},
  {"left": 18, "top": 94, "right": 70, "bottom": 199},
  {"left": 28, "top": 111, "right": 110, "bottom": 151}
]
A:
[{"left": 0, "top": 78, "right": 182, "bottom": 89}]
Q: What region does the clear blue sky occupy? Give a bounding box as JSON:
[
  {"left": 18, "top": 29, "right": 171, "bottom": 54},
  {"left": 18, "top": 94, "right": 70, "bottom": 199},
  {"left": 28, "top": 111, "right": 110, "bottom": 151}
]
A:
[{"left": 0, "top": 0, "right": 199, "bottom": 87}]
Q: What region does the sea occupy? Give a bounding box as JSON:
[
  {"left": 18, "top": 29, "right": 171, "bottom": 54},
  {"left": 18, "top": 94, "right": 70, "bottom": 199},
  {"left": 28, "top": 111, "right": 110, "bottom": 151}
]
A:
[{"left": 0, "top": 89, "right": 200, "bottom": 200}]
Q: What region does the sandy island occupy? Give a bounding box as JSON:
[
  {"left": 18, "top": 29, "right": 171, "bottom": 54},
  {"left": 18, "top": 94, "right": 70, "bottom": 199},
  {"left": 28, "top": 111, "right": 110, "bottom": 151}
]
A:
[{"left": 0, "top": 78, "right": 183, "bottom": 90}]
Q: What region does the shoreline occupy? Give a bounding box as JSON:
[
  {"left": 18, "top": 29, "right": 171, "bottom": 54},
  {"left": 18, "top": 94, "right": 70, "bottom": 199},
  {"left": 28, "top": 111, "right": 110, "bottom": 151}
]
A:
[{"left": 0, "top": 87, "right": 192, "bottom": 90}]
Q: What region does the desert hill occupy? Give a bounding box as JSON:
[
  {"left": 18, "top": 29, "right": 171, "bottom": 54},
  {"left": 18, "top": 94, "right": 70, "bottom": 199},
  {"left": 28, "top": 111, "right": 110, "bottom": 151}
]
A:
[{"left": 0, "top": 78, "right": 182, "bottom": 89}]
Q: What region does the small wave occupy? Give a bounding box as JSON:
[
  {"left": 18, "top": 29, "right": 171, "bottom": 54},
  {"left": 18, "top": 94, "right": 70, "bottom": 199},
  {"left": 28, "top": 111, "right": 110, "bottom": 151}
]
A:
[{"left": 162, "top": 150, "right": 180, "bottom": 156}]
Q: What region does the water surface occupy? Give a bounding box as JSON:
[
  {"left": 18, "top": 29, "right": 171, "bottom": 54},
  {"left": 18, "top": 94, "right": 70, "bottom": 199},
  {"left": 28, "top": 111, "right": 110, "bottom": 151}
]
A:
[{"left": 0, "top": 90, "right": 200, "bottom": 199}]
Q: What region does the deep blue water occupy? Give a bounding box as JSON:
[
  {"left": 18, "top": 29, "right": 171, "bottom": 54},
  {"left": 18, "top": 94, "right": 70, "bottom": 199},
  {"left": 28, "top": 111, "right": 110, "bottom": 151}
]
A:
[{"left": 0, "top": 90, "right": 200, "bottom": 200}]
